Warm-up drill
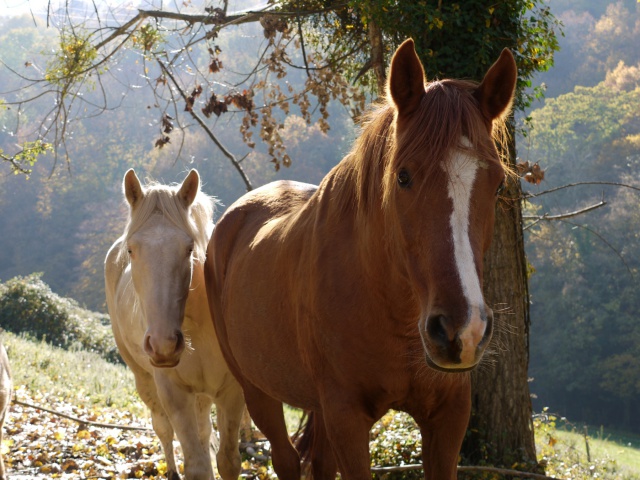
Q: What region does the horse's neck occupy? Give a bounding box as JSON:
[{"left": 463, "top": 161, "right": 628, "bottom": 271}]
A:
[
  {"left": 302, "top": 169, "right": 400, "bottom": 280},
  {"left": 289, "top": 174, "right": 419, "bottom": 326}
]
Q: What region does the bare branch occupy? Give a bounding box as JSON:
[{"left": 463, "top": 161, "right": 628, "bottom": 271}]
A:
[
  {"left": 5, "top": 1, "right": 366, "bottom": 181},
  {"left": 370, "top": 463, "right": 557, "bottom": 480},
  {"left": 13, "top": 398, "right": 152, "bottom": 432},
  {"left": 560, "top": 219, "right": 633, "bottom": 275},
  {"left": 523, "top": 200, "right": 607, "bottom": 224},
  {"left": 94, "top": 13, "right": 147, "bottom": 51},
  {"left": 297, "top": 17, "right": 311, "bottom": 79},
  {"left": 156, "top": 58, "right": 253, "bottom": 192},
  {"left": 523, "top": 181, "right": 640, "bottom": 199}
]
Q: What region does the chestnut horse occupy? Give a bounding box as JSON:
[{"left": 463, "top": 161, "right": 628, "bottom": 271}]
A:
[
  {"left": 205, "top": 39, "right": 516, "bottom": 480},
  {"left": 105, "top": 170, "right": 245, "bottom": 480}
]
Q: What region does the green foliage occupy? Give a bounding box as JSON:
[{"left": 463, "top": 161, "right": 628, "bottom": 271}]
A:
[
  {"left": 377, "top": 0, "right": 559, "bottom": 108},
  {"left": 524, "top": 42, "right": 640, "bottom": 431},
  {"left": 369, "top": 411, "right": 422, "bottom": 480},
  {"left": 294, "top": 0, "right": 560, "bottom": 109},
  {"left": 45, "top": 29, "right": 97, "bottom": 87},
  {"left": 131, "top": 23, "right": 164, "bottom": 55},
  {"left": 0, "top": 274, "right": 120, "bottom": 364},
  {"left": 0, "top": 140, "right": 52, "bottom": 176},
  {"left": 525, "top": 82, "right": 640, "bottom": 181},
  {"left": 534, "top": 411, "right": 640, "bottom": 479},
  {"left": 364, "top": 409, "right": 640, "bottom": 479}
]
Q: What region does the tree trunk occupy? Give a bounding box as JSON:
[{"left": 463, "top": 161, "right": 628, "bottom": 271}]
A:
[
  {"left": 368, "top": 19, "right": 386, "bottom": 95},
  {"left": 460, "top": 124, "right": 539, "bottom": 471}
]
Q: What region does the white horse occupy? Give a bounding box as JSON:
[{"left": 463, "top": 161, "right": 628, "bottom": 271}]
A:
[
  {"left": 0, "top": 339, "right": 11, "bottom": 480},
  {"left": 105, "top": 169, "right": 245, "bottom": 480}
]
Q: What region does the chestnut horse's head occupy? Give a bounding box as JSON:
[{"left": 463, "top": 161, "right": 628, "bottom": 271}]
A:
[
  {"left": 381, "top": 40, "right": 516, "bottom": 372},
  {"left": 120, "top": 169, "right": 213, "bottom": 368}
]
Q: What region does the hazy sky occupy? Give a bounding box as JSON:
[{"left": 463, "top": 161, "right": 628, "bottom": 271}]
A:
[
  {"left": 1, "top": 0, "right": 129, "bottom": 17},
  {"left": 1, "top": 0, "right": 270, "bottom": 17}
]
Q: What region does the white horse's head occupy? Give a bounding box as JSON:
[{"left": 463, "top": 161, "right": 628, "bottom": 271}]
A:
[{"left": 120, "top": 169, "right": 214, "bottom": 368}]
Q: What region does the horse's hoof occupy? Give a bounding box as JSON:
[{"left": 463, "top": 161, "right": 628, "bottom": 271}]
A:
[{"left": 168, "top": 470, "right": 181, "bottom": 480}]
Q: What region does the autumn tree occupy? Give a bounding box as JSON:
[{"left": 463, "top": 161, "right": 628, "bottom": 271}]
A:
[
  {"left": 1, "top": 0, "right": 559, "bottom": 472},
  {"left": 1, "top": 2, "right": 366, "bottom": 185}
]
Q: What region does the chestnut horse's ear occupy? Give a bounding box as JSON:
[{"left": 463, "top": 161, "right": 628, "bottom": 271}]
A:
[
  {"left": 178, "top": 169, "right": 200, "bottom": 207},
  {"left": 474, "top": 48, "right": 517, "bottom": 121},
  {"left": 388, "top": 38, "right": 426, "bottom": 116},
  {"left": 123, "top": 169, "right": 144, "bottom": 209}
]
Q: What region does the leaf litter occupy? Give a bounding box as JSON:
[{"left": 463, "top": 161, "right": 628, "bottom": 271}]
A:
[{"left": 4, "top": 386, "right": 171, "bottom": 478}]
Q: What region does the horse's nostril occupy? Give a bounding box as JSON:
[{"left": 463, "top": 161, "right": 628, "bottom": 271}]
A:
[
  {"left": 175, "top": 331, "right": 185, "bottom": 353},
  {"left": 480, "top": 309, "right": 494, "bottom": 345},
  {"left": 426, "top": 314, "right": 449, "bottom": 343},
  {"left": 143, "top": 334, "right": 154, "bottom": 355}
]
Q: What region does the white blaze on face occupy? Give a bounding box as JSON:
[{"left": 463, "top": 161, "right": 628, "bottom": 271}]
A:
[{"left": 443, "top": 142, "right": 486, "bottom": 363}]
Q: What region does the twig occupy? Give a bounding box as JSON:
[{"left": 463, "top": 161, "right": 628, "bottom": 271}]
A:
[
  {"left": 583, "top": 425, "right": 591, "bottom": 463},
  {"left": 156, "top": 58, "right": 253, "bottom": 192},
  {"left": 371, "top": 464, "right": 557, "bottom": 479},
  {"left": 559, "top": 219, "right": 633, "bottom": 275},
  {"left": 523, "top": 200, "right": 606, "bottom": 225},
  {"left": 13, "top": 398, "right": 153, "bottom": 432},
  {"left": 523, "top": 181, "right": 640, "bottom": 199},
  {"left": 297, "top": 16, "right": 311, "bottom": 79}
]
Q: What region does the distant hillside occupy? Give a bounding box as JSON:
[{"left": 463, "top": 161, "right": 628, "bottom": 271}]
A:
[{"left": 521, "top": 0, "right": 640, "bottom": 435}]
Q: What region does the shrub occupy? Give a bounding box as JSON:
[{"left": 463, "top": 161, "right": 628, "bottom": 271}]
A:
[
  {"left": 370, "top": 410, "right": 422, "bottom": 480},
  {"left": 0, "top": 273, "right": 120, "bottom": 363}
]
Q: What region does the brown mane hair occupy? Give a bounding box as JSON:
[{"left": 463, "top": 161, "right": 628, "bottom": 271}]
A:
[{"left": 330, "top": 78, "right": 509, "bottom": 217}]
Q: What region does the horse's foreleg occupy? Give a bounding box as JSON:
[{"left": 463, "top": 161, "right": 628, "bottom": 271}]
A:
[
  {"left": 133, "top": 373, "right": 179, "bottom": 478},
  {"left": 214, "top": 382, "right": 245, "bottom": 480},
  {"left": 319, "top": 400, "right": 375, "bottom": 480},
  {"left": 151, "top": 412, "right": 181, "bottom": 480},
  {"left": 155, "top": 375, "right": 215, "bottom": 480},
  {"left": 195, "top": 395, "right": 218, "bottom": 475},
  {"left": 242, "top": 382, "right": 301, "bottom": 480},
  {"left": 195, "top": 394, "right": 218, "bottom": 456},
  {"left": 306, "top": 411, "right": 338, "bottom": 480},
  {"left": 409, "top": 380, "right": 471, "bottom": 480}
]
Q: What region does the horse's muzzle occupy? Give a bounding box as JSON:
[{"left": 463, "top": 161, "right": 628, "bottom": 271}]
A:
[
  {"left": 143, "top": 330, "right": 185, "bottom": 368},
  {"left": 421, "top": 307, "right": 493, "bottom": 371}
]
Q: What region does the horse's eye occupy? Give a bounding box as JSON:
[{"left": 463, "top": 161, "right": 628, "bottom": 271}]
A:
[
  {"left": 397, "top": 169, "right": 412, "bottom": 188},
  {"left": 496, "top": 181, "right": 505, "bottom": 196},
  {"left": 127, "top": 248, "right": 132, "bottom": 255}
]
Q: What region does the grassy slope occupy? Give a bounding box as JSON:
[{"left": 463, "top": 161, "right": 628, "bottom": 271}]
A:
[
  {"left": 3, "top": 331, "right": 640, "bottom": 479},
  {"left": 553, "top": 428, "right": 640, "bottom": 477},
  {"left": 3, "top": 331, "right": 146, "bottom": 416}
]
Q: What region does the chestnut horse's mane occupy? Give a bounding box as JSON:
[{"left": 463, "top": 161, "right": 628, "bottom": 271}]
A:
[
  {"left": 330, "top": 78, "right": 509, "bottom": 216},
  {"left": 118, "top": 181, "right": 216, "bottom": 265}
]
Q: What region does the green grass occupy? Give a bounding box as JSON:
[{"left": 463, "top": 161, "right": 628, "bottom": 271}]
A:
[
  {"left": 2, "top": 331, "right": 146, "bottom": 417},
  {"left": 535, "top": 413, "right": 640, "bottom": 479},
  {"left": 554, "top": 426, "right": 640, "bottom": 475},
  {"left": 4, "top": 329, "right": 640, "bottom": 479}
]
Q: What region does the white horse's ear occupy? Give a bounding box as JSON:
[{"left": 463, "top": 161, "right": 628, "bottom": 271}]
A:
[
  {"left": 178, "top": 169, "right": 200, "bottom": 207},
  {"left": 124, "top": 169, "right": 144, "bottom": 208}
]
